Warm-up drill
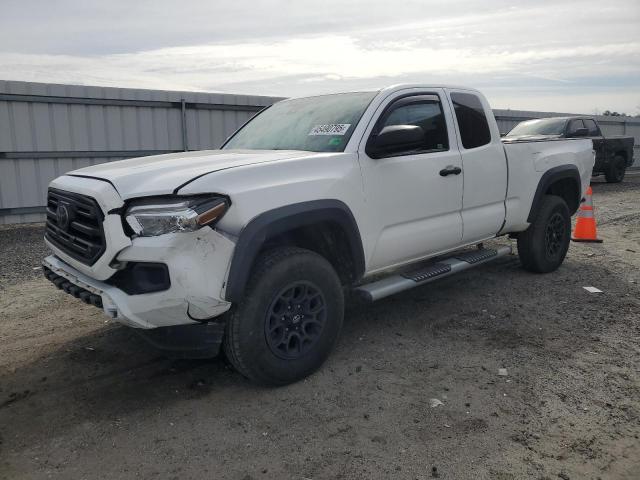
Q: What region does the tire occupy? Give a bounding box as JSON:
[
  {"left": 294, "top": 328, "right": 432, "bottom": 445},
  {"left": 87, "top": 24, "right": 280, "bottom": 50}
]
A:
[
  {"left": 223, "top": 247, "right": 344, "bottom": 386},
  {"left": 517, "top": 195, "right": 571, "bottom": 273},
  {"left": 604, "top": 155, "right": 626, "bottom": 183}
]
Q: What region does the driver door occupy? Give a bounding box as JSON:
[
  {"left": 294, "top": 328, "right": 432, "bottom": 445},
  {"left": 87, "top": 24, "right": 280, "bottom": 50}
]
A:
[{"left": 358, "top": 90, "right": 464, "bottom": 272}]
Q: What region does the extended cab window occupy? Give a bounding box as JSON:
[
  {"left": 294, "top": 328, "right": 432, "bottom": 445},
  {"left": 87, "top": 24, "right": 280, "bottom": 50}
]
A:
[
  {"left": 450, "top": 92, "right": 491, "bottom": 149},
  {"left": 369, "top": 95, "right": 449, "bottom": 157}
]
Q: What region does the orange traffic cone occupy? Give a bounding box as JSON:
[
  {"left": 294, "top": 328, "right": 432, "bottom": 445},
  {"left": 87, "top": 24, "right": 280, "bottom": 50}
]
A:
[{"left": 571, "top": 186, "right": 602, "bottom": 243}]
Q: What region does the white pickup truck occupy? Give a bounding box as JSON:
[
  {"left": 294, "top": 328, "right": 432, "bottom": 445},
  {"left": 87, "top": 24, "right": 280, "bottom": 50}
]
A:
[{"left": 43, "top": 85, "right": 594, "bottom": 385}]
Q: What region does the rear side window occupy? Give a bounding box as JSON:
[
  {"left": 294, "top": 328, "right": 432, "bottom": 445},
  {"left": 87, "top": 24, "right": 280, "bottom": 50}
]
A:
[
  {"left": 451, "top": 92, "right": 491, "bottom": 149},
  {"left": 584, "top": 119, "right": 600, "bottom": 136}
]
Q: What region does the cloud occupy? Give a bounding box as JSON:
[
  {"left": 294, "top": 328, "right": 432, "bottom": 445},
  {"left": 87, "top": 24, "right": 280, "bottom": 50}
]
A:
[
  {"left": 0, "top": 0, "right": 638, "bottom": 112},
  {"left": 0, "top": 0, "right": 520, "bottom": 55}
]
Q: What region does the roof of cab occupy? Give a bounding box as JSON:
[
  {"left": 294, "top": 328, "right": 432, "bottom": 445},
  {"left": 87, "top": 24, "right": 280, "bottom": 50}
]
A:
[{"left": 284, "top": 83, "right": 482, "bottom": 101}]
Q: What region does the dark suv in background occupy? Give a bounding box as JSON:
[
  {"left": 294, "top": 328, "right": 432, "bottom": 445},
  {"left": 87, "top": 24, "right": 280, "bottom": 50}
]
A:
[{"left": 507, "top": 116, "right": 635, "bottom": 183}]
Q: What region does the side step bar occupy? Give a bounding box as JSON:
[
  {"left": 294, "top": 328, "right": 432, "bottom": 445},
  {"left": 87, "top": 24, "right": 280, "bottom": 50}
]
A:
[{"left": 355, "top": 245, "right": 512, "bottom": 302}]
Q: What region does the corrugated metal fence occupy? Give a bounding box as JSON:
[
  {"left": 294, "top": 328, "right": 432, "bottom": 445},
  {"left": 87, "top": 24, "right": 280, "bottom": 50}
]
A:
[{"left": 1, "top": 80, "right": 638, "bottom": 224}]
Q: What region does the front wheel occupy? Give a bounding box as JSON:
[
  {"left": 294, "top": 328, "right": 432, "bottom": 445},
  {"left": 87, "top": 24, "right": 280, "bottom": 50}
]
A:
[
  {"left": 604, "top": 155, "right": 626, "bottom": 183},
  {"left": 223, "top": 247, "right": 344, "bottom": 386},
  {"left": 517, "top": 195, "right": 571, "bottom": 273}
]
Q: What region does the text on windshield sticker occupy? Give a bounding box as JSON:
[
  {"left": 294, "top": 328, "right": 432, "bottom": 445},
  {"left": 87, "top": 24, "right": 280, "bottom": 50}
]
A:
[{"left": 308, "top": 124, "right": 351, "bottom": 136}]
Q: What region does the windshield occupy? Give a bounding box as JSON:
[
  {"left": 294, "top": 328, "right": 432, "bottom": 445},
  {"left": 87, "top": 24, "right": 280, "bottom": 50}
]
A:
[
  {"left": 223, "top": 91, "right": 377, "bottom": 152},
  {"left": 507, "top": 118, "right": 567, "bottom": 136}
]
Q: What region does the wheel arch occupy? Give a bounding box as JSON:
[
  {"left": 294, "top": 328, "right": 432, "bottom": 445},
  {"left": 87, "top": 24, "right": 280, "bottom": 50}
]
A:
[
  {"left": 225, "top": 200, "right": 365, "bottom": 303},
  {"left": 527, "top": 165, "right": 582, "bottom": 222}
]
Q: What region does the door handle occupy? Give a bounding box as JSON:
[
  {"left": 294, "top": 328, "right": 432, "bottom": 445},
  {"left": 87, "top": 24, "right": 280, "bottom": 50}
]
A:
[{"left": 439, "top": 166, "right": 462, "bottom": 176}]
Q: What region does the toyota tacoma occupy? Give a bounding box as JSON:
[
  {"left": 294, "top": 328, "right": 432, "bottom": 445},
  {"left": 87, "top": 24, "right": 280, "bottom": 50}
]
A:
[{"left": 43, "top": 85, "right": 595, "bottom": 385}]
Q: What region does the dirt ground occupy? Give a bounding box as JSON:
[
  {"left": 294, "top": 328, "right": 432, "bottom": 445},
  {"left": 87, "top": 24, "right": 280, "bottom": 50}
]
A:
[{"left": 1, "top": 176, "right": 638, "bottom": 480}]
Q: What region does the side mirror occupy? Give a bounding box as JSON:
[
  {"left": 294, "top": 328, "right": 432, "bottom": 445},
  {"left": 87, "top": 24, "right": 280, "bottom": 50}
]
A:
[
  {"left": 570, "top": 127, "right": 589, "bottom": 138},
  {"left": 367, "top": 125, "right": 424, "bottom": 158}
]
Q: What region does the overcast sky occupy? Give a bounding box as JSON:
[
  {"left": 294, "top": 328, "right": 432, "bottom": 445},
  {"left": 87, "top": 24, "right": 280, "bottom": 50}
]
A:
[{"left": 1, "top": 0, "right": 639, "bottom": 113}]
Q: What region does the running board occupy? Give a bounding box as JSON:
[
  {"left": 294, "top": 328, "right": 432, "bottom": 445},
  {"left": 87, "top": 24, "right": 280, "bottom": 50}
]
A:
[{"left": 355, "top": 245, "right": 512, "bottom": 302}]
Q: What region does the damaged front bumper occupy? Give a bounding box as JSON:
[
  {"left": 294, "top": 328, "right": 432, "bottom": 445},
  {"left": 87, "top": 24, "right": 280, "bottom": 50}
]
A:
[
  {"left": 43, "top": 226, "right": 236, "bottom": 329},
  {"left": 43, "top": 260, "right": 227, "bottom": 357}
]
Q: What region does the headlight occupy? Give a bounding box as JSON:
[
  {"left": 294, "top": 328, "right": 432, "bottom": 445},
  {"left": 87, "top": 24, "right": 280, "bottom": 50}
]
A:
[{"left": 125, "top": 196, "right": 229, "bottom": 237}]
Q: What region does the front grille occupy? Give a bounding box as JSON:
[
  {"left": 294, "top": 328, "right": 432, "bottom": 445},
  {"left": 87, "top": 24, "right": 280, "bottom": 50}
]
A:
[{"left": 45, "top": 188, "right": 106, "bottom": 265}]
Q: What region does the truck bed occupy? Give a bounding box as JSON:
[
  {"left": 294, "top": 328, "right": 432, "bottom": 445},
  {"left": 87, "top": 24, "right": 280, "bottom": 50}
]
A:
[{"left": 500, "top": 137, "right": 594, "bottom": 232}]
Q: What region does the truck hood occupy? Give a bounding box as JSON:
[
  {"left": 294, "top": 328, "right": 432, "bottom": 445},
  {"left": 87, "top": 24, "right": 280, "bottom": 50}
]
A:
[{"left": 67, "top": 149, "right": 316, "bottom": 199}]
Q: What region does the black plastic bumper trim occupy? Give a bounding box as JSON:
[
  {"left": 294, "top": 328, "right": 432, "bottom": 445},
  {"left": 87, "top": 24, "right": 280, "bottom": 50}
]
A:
[
  {"left": 43, "top": 266, "right": 103, "bottom": 308},
  {"left": 136, "top": 322, "right": 226, "bottom": 359}
]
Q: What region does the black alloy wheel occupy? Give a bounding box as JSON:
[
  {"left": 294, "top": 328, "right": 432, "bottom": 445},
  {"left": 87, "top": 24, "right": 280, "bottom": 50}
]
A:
[
  {"left": 265, "top": 281, "right": 327, "bottom": 360},
  {"left": 544, "top": 212, "right": 567, "bottom": 258}
]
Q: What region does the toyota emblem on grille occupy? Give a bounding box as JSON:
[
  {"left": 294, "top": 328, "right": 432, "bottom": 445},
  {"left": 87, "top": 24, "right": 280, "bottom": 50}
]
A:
[{"left": 56, "top": 204, "right": 70, "bottom": 229}]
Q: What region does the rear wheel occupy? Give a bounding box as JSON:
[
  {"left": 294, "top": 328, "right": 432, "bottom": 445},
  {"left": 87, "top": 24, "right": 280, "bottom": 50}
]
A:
[
  {"left": 604, "top": 155, "right": 626, "bottom": 183},
  {"left": 517, "top": 195, "right": 571, "bottom": 273},
  {"left": 223, "top": 247, "right": 344, "bottom": 386}
]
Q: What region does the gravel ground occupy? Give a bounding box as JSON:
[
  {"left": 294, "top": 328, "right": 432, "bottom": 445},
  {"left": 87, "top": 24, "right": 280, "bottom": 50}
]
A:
[
  {"left": 0, "top": 175, "right": 638, "bottom": 480},
  {"left": 0, "top": 224, "right": 50, "bottom": 290}
]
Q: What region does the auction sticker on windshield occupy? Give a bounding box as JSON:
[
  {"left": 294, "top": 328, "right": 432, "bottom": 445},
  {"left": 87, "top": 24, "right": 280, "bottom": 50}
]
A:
[{"left": 308, "top": 124, "right": 351, "bottom": 135}]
